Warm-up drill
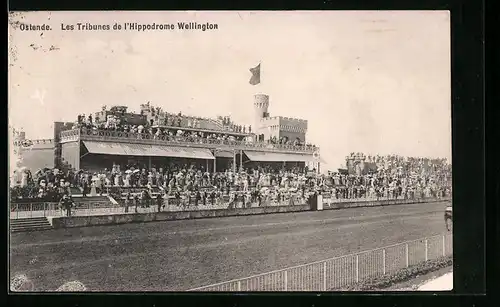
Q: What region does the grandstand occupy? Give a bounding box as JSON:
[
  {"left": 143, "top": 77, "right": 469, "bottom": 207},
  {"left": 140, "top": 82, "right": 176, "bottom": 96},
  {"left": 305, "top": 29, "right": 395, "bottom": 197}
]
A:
[
  {"left": 10, "top": 94, "right": 322, "bottom": 176},
  {"left": 9, "top": 93, "right": 451, "bottom": 213},
  {"left": 48, "top": 94, "right": 321, "bottom": 175}
]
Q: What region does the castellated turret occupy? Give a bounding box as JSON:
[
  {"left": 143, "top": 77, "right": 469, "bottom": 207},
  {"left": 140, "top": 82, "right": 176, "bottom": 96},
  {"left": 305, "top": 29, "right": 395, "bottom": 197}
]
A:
[
  {"left": 253, "top": 94, "right": 270, "bottom": 129},
  {"left": 253, "top": 93, "right": 308, "bottom": 144},
  {"left": 16, "top": 131, "right": 26, "bottom": 142}
]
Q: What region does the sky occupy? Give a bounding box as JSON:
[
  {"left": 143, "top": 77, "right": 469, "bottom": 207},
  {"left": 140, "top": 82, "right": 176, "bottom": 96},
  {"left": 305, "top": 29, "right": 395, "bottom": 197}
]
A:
[{"left": 8, "top": 11, "right": 451, "bottom": 171}]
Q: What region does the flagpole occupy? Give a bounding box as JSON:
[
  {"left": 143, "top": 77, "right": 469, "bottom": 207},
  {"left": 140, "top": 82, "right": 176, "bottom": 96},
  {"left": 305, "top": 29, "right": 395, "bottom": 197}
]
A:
[
  {"left": 257, "top": 60, "right": 262, "bottom": 93},
  {"left": 259, "top": 60, "right": 261, "bottom": 87}
]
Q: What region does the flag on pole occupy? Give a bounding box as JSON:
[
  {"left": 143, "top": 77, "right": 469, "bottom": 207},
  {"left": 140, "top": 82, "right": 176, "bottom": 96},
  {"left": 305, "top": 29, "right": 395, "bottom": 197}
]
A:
[{"left": 249, "top": 63, "right": 260, "bottom": 85}]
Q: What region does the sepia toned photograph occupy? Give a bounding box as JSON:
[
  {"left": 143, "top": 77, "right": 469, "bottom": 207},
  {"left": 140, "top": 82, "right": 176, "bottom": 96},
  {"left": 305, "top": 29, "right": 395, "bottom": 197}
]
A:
[{"left": 8, "top": 11, "right": 452, "bottom": 292}]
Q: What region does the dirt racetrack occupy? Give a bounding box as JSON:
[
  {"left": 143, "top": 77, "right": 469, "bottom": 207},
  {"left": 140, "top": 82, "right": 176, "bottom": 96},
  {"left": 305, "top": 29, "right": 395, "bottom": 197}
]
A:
[{"left": 10, "top": 201, "right": 450, "bottom": 291}]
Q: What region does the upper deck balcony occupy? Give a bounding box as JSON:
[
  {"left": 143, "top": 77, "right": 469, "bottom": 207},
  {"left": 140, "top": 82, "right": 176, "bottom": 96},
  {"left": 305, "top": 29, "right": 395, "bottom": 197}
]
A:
[{"left": 60, "top": 128, "right": 318, "bottom": 154}]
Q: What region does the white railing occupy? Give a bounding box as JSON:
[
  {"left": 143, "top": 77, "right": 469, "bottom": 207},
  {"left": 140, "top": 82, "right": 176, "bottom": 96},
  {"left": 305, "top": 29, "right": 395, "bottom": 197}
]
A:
[
  {"left": 9, "top": 203, "right": 60, "bottom": 219},
  {"left": 9, "top": 197, "right": 308, "bottom": 219},
  {"left": 63, "top": 128, "right": 318, "bottom": 153},
  {"left": 322, "top": 195, "right": 451, "bottom": 204},
  {"left": 9, "top": 201, "right": 121, "bottom": 219},
  {"left": 187, "top": 233, "right": 453, "bottom": 291},
  {"left": 9, "top": 196, "right": 450, "bottom": 219}
]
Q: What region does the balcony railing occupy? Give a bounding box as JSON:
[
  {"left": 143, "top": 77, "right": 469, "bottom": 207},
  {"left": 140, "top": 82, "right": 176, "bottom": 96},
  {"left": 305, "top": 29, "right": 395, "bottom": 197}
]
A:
[
  {"left": 60, "top": 128, "right": 318, "bottom": 153},
  {"left": 152, "top": 124, "right": 250, "bottom": 137},
  {"left": 12, "top": 139, "right": 53, "bottom": 147},
  {"left": 60, "top": 129, "right": 80, "bottom": 142}
]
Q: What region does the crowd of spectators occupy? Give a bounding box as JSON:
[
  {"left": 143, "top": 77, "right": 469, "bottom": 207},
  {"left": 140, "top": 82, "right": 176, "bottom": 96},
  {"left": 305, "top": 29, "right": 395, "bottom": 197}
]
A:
[
  {"left": 72, "top": 106, "right": 315, "bottom": 150},
  {"left": 10, "top": 163, "right": 313, "bottom": 202},
  {"left": 256, "top": 135, "right": 303, "bottom": 147},
  {"left": 91, "top": 103, "right": 253, "bottom": 133},
  {"left": 10, "top": 168, "right": 73, "bottom": 202},
  {"left": 75, "top": 109, "right": 252, "bottom": 138},
  {"left": 323, "top": 153, "right": 451, "bottom": 199},
  {"left": 10, "top": 152, "right": 452, "bottom": 206}
]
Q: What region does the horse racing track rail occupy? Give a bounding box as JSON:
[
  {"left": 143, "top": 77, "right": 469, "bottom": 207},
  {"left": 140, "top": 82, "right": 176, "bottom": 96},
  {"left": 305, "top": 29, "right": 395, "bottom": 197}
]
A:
[{"left": 187, "top": 233, "right": 453, "bottom": 291}]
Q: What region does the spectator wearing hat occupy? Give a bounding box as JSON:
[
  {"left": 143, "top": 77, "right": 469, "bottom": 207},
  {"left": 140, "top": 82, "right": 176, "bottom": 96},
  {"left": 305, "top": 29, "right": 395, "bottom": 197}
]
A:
[
  {"left": 59, "top": 194, "right": 75, "bottom": 217},
  {"left": 209, "top": 189, "right": 217, "bottom": 206},
  {"left": 133, "top": 194, "right": 140, "bottom": 213},
  {"left": 82, "top": 178, "right": 88, "bottom": 198},
  {"left": 156, "top": 193, "right": 164, "bottom": 212},
  {"left": 124, "top": 192, "right": 131, "bottom": 213},
  {"left": 90, "top": 176, "right": 97, "bottom": 196}
]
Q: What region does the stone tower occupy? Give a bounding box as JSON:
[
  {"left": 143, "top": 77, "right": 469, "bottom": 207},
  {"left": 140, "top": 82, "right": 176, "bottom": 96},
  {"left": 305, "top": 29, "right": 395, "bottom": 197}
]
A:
[{"left": 253, "top": 94, "right": 269, "bottom": 132}]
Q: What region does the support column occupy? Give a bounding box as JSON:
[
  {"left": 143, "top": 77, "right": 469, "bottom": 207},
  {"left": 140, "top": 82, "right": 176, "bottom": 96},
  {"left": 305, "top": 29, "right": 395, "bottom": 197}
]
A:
[
  {"left": 148, "top": 156, "right": 152, "bottom": 170},
  {"left": 240, "top": 150, "right": 243, "bottom": 171},
  {"left": 206, "top": 159, "right": 209, "bottom": 172},
  {"left": 233, "top": 149, "right": 236, "bottom": 173},
  {"left": 213, "top": 151, "right": 217, "bottom": 173}
]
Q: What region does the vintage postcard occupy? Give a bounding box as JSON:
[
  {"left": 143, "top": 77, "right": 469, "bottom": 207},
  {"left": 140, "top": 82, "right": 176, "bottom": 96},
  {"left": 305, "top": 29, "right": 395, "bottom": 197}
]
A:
[{"left": 8, "top": 11, "right": 452, "bottom": 292}]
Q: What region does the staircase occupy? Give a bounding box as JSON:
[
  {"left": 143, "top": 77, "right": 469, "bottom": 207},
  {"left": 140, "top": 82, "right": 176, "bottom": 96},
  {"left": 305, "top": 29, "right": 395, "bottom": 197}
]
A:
[{"left": 10, "top": 217, "right": 52, "bottom": 233}]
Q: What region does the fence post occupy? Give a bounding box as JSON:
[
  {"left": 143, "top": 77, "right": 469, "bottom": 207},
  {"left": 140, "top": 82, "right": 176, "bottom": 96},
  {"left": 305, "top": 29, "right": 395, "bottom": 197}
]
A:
[
  {"left": 405, "top": 243, "right": 409, "bottom": 267},
  {"left": 237, "top": 280, "right": 241, "bottom": 292},
  {"left": 30, "top": 203, "right": 33, "bottom": 218},
  {"left": 16, "top": 204, "right": 19, "bottom": 219},
  {"left": 284, "top": 270, "right": 288, "bottom": 291},
  {"left": 323, "top": 262, "right": 327, "bottom": 291},
  {"left": 425, "top": 239, "right": 428, "bottom": 261},
  {"left": 382, "top": 249, "right": 386, "bottom": 275},
  {"left": 355, "top": 255, "right": 359, "bottom": 283},
  {"left": 442, "top": 235, "right": 446, "bottom": 257},
  {"left": 43, "top": 203, "right": 46, "bottom": 217}
]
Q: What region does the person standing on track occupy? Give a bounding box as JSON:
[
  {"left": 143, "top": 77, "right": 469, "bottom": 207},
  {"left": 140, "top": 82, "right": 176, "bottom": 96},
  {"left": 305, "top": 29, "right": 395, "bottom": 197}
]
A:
[
  {"left": 141, "top": 188, "right": 150, "bottom": 208},
  {"left": 134, "top": 194, "right": 139, "bottom": 213},
  {"left": 59, "top": 194, "right": 75, "bottom": 217},
  {"left": 195, "top": 190, "right": 201, "bottom": 207},
  {"left": 156, "top": 193, "right": 163, "bottom": 212},
  {"left": 124, "top": 192, "right": 131, "bottom": 213},
  {"left": 201, "top": 190, "right": 207, "bottom": 206},
  {"left": 82, "top": 178, "right": 88, "bottom": 198},
  {"left": 210, "top": 189, "right": 216, "bottom": 206}
]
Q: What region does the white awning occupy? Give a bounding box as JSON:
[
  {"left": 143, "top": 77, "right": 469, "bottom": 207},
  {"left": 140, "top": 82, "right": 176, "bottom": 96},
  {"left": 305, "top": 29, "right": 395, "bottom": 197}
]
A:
[
  {"left": 244, "top": 151, "right": 315, "bottom": 162},
  {"left": 214, "top": 150, "right": 235, "bottom": 158},
  {"left": 83, "top": 141, "right": 215, "bottom": 159}
]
